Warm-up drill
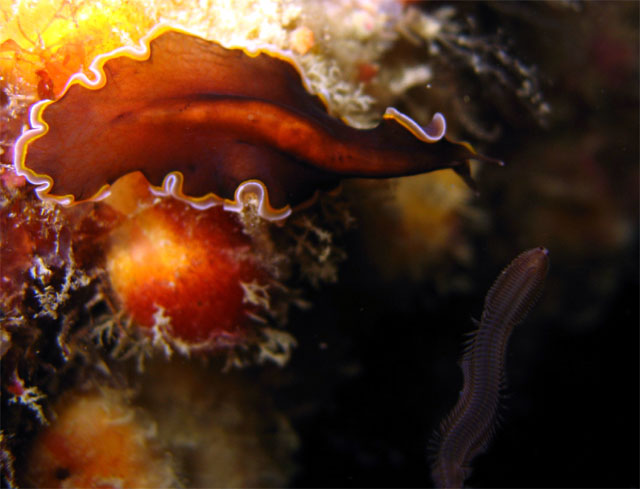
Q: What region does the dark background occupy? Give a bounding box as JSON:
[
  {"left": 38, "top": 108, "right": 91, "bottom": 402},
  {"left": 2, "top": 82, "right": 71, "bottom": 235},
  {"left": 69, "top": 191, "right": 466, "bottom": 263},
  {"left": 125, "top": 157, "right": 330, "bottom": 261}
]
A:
[
  {"left": 279, "top": 2, "right": 639, "bottom": 487},
  {"left": 283, "top": 240, "right": 638, "bottom": 488}
]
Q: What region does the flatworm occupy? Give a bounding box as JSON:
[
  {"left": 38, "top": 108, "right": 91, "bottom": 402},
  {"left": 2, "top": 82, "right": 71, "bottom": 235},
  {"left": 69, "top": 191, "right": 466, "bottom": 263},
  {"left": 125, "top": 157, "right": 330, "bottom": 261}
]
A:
[
  {"left": 431, "top": 247, "right": 549, "bottom": 488},
  {"left": 13, "top": 24, "right": 501, "bottom": 221}
]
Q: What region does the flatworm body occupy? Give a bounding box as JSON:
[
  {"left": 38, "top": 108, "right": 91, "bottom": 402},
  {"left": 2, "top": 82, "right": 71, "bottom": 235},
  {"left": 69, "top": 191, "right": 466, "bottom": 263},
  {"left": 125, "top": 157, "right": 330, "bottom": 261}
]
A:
[
  {"left": 431, "top": 247, "right": 549, "bottom": 488},
  {"left": 13, "top": 25, "right": 500, "bottom": 221}
]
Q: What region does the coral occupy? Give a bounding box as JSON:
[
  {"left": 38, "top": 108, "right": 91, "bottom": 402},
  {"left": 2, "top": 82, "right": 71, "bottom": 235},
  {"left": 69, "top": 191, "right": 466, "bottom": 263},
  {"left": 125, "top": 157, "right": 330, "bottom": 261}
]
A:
[
  {"left": 397, "top": 3, "right": 550, "bottom": 133},
  {"left": 105, "top": 195, "right": 272, "bottom": 352},
  {"left": 132, "top": 359, "right": 299, "bottom": 487},
  {"left": 0, "top": 165, "right": 118, "bottom": 366},
  {"left": 22, "top": 389, "right": 177, "bottom": 488},
  {"left": 346, "top": 169, "right": 482, "bottom": 287}
]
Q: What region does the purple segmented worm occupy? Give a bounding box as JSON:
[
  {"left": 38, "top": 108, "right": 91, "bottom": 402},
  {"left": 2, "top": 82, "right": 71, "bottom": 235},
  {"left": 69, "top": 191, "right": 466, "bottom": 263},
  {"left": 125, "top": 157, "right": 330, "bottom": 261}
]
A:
[{"left": 431, "top": 247, "right": 549, "bottom": 488}]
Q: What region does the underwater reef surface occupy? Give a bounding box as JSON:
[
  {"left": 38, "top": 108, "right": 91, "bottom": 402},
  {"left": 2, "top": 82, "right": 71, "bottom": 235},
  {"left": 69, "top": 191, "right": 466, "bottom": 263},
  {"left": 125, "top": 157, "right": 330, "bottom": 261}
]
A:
[{"left": 1, "top": 1, "right": 638, "bottom": 488}]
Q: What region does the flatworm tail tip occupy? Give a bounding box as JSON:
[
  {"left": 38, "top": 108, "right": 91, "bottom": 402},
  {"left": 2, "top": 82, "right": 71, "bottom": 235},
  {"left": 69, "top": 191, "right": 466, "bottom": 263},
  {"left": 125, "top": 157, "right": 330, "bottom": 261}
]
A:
[
  {"left": 473, "top": 152, "right": 505, "bottom": 167},
  {"left": 450, "top": 142, "right": 504, "bottom": 195},
  {"left": 453, "top": 139, "right": 505, "bottom": 167}
]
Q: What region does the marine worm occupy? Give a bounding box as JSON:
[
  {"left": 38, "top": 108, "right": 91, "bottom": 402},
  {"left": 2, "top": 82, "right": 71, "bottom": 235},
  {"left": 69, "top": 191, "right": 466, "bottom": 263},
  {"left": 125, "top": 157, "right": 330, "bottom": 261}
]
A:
[{"left": 431, "top": 247, "right": 549, "bottom": 488}]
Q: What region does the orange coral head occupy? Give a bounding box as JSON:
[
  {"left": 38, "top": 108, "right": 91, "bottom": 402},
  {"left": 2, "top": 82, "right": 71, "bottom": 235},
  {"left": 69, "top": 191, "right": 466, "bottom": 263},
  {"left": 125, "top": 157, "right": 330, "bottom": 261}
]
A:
[
  {"left": 24, "top": 392, "right": 175, "bottom": 488},
  {"left": 106, "top": 197, "right": 268, "bottom": 350},
  {"left": 14, "top": 25, "right": 501, "bottom": 221}
]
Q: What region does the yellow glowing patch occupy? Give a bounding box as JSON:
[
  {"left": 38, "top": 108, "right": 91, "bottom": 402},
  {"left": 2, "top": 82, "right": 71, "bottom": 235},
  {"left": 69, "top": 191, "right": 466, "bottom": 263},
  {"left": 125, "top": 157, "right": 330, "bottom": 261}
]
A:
[
  {"left": 394, "top": 170, "right": 473, "bottom": 251},
  {"left": 107, "top": 212, "right": 193, "bottom": 294},
  {"left": 0, "top": 0, "right": 154, "bottom": 94}
]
